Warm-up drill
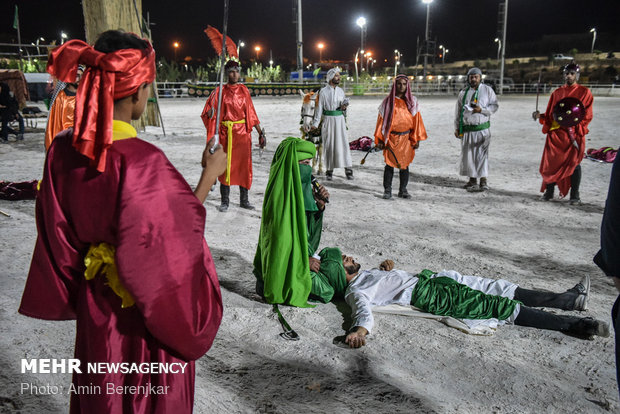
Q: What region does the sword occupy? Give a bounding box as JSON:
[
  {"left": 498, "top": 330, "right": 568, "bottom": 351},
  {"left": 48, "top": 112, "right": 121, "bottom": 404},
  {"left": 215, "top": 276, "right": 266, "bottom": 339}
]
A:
[
  {"left": 210, "top": 0, "right": 230, "bottom": 154},
  {"left": 360, "top": 147, "right": 379, "bottom": 165},
  {"left": 533, "top": 68, "right": 542, "bottom": 121}
]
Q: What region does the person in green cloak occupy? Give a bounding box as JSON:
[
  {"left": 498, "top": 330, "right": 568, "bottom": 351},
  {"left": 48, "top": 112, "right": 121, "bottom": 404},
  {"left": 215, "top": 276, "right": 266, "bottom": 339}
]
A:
[
  {"left": 331, "top": 256, "right": 607, "bottom": 348},
  {"left": 253, "top": 137, "right": 346, "bottom": 307}
]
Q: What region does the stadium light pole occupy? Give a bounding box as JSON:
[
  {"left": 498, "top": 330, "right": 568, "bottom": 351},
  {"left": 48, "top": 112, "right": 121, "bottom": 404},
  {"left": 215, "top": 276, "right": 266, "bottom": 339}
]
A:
[
  {"left": 422, "top": 0, "right": 433, "bottom": 77},
  {"left": 394, "top": 49, "right": 401, "bottom": 77},
  {"left": 356, "top": 17, "right": 367, "bottom": 53},
  {"left": 173, "top": 41, "right": 180, "bottom": 62},
  {"left": 590, "top": 28, "right": 597, "bottom": 53},
  {"left": 317, "top": 42, "right": 324, "bottom": 63},
  {"left": 254, "top": 45, "right": 261, "bottom": 61}
]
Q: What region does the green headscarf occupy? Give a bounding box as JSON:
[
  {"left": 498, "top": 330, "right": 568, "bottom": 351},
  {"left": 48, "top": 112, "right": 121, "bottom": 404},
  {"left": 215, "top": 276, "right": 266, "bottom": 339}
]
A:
[{"left": 253, "top": 137, "right": 317, "bottom": 307}]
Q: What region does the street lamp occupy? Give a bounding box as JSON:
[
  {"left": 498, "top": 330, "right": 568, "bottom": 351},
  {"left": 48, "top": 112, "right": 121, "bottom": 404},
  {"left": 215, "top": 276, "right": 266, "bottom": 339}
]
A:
[
  {"left": 356, "top": 17, "right": 367, "bottom": 53},
  {"left": 254, "top": 46, "right": 261, "bottom": 61},
  {"left": 60, "top": 31, "right": 68, "bottom": 45},
  {"left": 317, "top": 42, "right": 324, "bottom": 63},
  {"left": 237, "top": 41, "right": 245, "bottom": 60},
  {"left": 36, "top": 37, "right": 44, "bottom": 55},
  {"left": 422, "top": 0, "right": 433, "bottom": 77},
  {"left": 365, "top": 51, "right": 372, "bottom": 72},
  {"left": 354, "top": 49, "right": 360, "bottom": 82},
  {"left": 173, "top": 41, "right": 180, "bottom": 62},
  {"left": 494, "top": 38, "right": 501, "bottom": 61},
  {"left": 439, "top": 45, "right": 448, "bottom": 65},
  {"left": 590, "top": 28, "right": 597, "bottom": 53},
  {"left": 394, "top": 49, "right": 401, "bottom": 77}
]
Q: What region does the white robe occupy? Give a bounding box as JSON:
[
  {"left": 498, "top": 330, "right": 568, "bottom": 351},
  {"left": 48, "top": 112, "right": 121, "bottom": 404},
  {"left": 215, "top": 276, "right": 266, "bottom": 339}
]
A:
[
  {"left": 454, "top": 83, "right": 498, "bottom": 178},
  {"left": 312, "top": 85, "right": 352, "bottom": 170}
]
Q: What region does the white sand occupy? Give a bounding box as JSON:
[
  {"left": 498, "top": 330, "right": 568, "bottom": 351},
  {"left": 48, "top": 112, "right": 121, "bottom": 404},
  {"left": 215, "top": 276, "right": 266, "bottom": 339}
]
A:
[{"left": 1, "top": 94, "right": 619, "bottom": 413}]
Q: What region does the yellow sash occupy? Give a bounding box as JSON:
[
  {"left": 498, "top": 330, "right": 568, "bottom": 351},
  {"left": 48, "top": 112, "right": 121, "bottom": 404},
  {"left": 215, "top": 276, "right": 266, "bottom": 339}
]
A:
[
  {"left": 84, "top": 243, "right": 135, "bottom": 308},
  {"left": 221, "top": 119, "right": 246, "bottom": 184}
]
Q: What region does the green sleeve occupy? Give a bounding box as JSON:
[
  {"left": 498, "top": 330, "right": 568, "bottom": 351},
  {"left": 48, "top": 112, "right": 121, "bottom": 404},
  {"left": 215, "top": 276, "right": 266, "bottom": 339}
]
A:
[
  {"left": 309, "top": 270, "right": 335, "bottom": 303},
  {"left": 306, "top": 210, "right": 323, "bottom": 256}
]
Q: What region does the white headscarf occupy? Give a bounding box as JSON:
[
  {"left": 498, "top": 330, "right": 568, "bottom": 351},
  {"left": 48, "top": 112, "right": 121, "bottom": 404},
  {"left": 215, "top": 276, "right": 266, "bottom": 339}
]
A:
[{"left": 326, "top": 68, "right": 341, "bottom": 83}]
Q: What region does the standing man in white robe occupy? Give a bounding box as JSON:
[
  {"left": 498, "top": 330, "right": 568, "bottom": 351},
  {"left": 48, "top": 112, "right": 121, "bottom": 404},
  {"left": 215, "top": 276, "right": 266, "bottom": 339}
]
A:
[
  {"left": 310, "top": 68, "right": 353, "bottom": 180},
  {"left": 454, "top": 67, "right": 498, "bottom": 191}
]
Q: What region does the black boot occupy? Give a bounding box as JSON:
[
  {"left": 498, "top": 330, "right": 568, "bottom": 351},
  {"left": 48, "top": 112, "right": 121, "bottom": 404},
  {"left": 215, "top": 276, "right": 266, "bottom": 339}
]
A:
[
  {"left": 514, "top": 307, "right": 609, "bottom": 338},
  {"left": 398, "top": 168, "right": 411, "bottom": 198},
  {"left": 382, "top": 165, "right": 394, "bottom": 199},
  {"left": 326, "top": 170, "right": 333, "bottom": 181},
  {"left": 240, "top": 187, "right": 255, "bottom": 210},
  {"left": 543, "top": 183, "right": 555, "bottom": 201},
  {"left": 345, "top": 167, "right": 354, "bottom": 180},
  {"left": 569, "top": 165, "right": 581, "bottom": 205},
  {"left": 218, "top": 184, "right": 230, "bottom": 212}
]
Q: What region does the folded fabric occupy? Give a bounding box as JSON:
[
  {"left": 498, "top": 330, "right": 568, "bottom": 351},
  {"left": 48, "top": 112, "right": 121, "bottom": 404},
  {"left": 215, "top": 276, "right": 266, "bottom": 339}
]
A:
[{"left": 586, "top": 146, "right": 617, "bottom": 163}]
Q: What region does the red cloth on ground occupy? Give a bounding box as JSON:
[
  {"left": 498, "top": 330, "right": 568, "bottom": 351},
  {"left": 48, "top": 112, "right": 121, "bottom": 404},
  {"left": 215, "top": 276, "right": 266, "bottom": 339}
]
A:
[
  {"left": 47, "top": 39, "right": 156, "bottom": 172},
  {"left": 200, "top": 84, "right": 260, "bottom": 189},
  {"left": 538, "top": 83, "right": 593, "bottom": 197},
  {"left": 19, "top": 131, "right": 223, "bottom": 414}
]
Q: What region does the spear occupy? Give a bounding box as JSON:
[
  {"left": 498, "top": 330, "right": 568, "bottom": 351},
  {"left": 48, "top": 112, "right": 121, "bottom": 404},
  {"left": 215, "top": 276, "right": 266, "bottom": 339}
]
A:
[{"left": 533, "top": 68, "right": 542, "bottom": 121}]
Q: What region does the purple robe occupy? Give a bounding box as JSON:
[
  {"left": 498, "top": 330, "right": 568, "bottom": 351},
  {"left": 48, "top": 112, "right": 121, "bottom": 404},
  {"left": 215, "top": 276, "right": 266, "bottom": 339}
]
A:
[{"left": 19, "top": 130, "right": 223, "bottom": 413}]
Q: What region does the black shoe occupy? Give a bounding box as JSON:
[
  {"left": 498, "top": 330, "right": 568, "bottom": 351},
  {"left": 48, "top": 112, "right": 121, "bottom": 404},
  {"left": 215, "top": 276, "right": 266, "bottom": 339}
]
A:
[
  {"left": 382, "top": 190, "right": 392, "bottom": 200},
  {"left": 326, "top": 171, "right": 333, "bottom": 181},
  {"left": 569, "top": 198, "right": 582, "bottom": 206},
  {"left": 17, "top": 133, "right": 24, "bottom": 141},
  {"left": 218, "top": 202, "right": 229, "bottom": 212},
  {"left": 463, "top": 178, "right": 477, "bottom": 190},
  {"left": 239, "top": 187, "right": 255, "bottom": 210},
  {"left": 568, "top": 317, "right": 610, "bottom": 338},
  {"left": 345, "top": 168, "right": 354, "bottom": 180},
  {"left": 542, "top": 184, "right": 554, "bottom": 201},
  {"left": 568, "top": 275, "right": 590, "bottom": 311},
  {"left": 479, "top": 178, "right": 489, "bottom": 191},
  {"left": 397, "top": 190, "right": 411, "bottom": 199},
  {"left": 240, "top": 202, "right": 255, "bottom": 210}
]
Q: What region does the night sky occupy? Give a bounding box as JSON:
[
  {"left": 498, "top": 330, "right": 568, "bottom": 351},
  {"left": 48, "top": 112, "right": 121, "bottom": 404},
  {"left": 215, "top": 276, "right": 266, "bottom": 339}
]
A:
[{"left": 2, "top": 0, "right": 619, "bottom": 67}]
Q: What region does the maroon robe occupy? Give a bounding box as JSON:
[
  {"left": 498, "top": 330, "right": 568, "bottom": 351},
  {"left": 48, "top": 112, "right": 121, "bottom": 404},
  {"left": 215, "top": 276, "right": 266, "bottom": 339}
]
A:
[
  {"left": 19, "top": 130, "right": 223, "bottom": 413},
  {"left": 538, "top": 83, "right": 593, "bottom": 197}
]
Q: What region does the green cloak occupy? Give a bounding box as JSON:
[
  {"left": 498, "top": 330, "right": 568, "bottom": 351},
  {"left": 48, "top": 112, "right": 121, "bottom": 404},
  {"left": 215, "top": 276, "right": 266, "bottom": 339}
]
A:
[{"left": 253, "top": 137, "right": 317, "bottom": 307}]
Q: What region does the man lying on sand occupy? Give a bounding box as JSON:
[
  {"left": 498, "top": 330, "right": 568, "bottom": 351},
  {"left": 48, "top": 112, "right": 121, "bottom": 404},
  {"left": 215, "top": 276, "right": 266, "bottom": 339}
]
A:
[{"left": 326, "top": 255, "right": 608, "bottom": 348}]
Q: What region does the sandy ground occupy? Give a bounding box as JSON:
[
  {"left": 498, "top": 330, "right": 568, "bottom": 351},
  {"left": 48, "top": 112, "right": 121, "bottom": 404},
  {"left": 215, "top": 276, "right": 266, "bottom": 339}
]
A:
[{"left": 1, "top": 93, "right": 619, "bottom": 413}]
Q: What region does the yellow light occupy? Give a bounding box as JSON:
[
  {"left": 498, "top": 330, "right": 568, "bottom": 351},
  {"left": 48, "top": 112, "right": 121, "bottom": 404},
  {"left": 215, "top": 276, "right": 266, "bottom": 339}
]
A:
[
  {"left": 173, "top": 42, "right": 180, "bottom": 48},
  {"left": 317, "top": 43, "right": 324, "bottom": 50},
  {"left": 255, "top": 46, "right": 261, "bottom": 52}
]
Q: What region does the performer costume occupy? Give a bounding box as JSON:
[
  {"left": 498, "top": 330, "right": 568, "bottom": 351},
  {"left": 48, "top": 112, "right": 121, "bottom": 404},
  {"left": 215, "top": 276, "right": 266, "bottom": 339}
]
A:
[
  {"left": 312, "top": 69, "right": 352, "bottom": 176},
  {"left": 374, "top": 75, "right": 428, "bottom": 198},
  {"left": 45, "top": 88, "right": 76, "bottom": 150},
  {"left": 538, "top": 83, "right": 593, "bottom": 197},
  {"left": 454, "top": 75, "right": 498, "bottom": 179},
  {"left": 19, "top": 38, "right": 223, "bottom": 414},
  {"left": 254, "top": 137, "right": 339, "bottom": 306},
  {"left": 200, "top": 82, "right": 259, "bottom": 189},
  {"left": 345, "top": 268, "right": 520, "bottom": 333}
]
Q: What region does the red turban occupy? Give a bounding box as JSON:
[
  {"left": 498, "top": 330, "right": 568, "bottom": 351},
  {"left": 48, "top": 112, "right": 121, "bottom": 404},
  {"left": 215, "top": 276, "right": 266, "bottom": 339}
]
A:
[{"left": 47, "top": 38, "right": 156, "bottom": 172}]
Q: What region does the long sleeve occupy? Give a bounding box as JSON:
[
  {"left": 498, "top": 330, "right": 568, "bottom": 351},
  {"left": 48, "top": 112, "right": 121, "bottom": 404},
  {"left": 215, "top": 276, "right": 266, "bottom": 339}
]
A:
[
  {"left": 595, "top": 156, "right": 620, "bottom": 277},
  {"left": 374, "top": 113, "right": 385, "bottom": 144},
  {"left": 346, "top": 290, "right": 374, "bottom": 334},
  {"left": 480, "top": 86, "right": 498, "bottom": 116},
  {"left": 200, "top": 87, "right": 219, "bottom": 140},
  {"left": 454, "top": 90, "right": 464, "bottom": 131},
  {"left": 312, "top": 90, "right": 324, "bottom": 128}
]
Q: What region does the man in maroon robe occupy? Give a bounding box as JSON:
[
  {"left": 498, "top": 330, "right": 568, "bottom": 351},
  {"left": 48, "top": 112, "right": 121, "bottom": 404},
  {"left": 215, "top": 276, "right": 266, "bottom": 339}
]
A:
[
  {"left": 201, "top": 60, "right": 265, "bottom": 212},
  {"left": 533, "top": 63, "right": 593, "bottom": 204},
  {"left": 19, "top": 31, "right": 225, "bottom": 413}
]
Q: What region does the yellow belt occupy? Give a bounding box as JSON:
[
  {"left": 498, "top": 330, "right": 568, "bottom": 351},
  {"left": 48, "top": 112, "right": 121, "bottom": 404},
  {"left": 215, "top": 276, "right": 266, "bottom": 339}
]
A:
[
  {"left": 221, "top": 119, "right": 246, "bottom": 184},
  {"left": 84, "top": 243, "right": 135, "bottom": 308},
  {"left": 549, "top": 120, "right": 560, "bottom": 131}
]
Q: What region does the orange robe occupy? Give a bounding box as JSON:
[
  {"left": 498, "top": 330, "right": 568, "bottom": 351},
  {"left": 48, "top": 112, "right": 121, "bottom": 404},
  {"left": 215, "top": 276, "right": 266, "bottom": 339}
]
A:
[
  {"left": 374, "top": 98, "right": 427, "bottom": 169},
  {"left": 45, "top": 89, "right": 76, "bottom": 150},
  {"left": 539, "top": 83, "right": 593, "bottom": 197},
  {"left": 200, "top": 84, "right": 260, "bottom": 189}
]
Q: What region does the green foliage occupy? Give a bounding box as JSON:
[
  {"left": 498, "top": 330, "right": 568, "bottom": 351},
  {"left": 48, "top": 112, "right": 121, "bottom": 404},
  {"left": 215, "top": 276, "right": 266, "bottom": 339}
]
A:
[
  {"left": 157, "top": 58, "right": 182, "bottom": 82},
  {"left": 245, "top": 62, "right": 285, "bottom": 82},
  {"left": 569, "top": 48, "right": 578, "bottom": 57},
  {"left": 0, "top": 58, "right": 47, "bottom": 72}
]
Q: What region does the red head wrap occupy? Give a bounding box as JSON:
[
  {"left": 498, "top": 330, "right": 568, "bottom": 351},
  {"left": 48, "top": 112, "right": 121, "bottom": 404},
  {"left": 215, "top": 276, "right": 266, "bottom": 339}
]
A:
[
  {"left": 378, "top": 74, "right": 419, "bottom": 142},
  {"left": 47, "top": 38, "right": 156, "bottom": 172}
]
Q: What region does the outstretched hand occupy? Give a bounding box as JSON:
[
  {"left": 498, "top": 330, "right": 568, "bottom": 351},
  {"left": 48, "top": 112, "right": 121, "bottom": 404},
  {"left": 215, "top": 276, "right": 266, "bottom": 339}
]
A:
[
  {"left": 345, "top": 327, "right": 368, "bottom": 348},
  {"left": 379, "top": 260, "right": 394, "bottom": 271}
]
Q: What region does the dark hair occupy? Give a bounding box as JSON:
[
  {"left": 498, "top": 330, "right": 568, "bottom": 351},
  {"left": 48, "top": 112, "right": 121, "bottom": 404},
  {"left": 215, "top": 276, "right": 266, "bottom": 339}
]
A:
[{"left": 94, "top": 30, "right": 149, "bottom": 53}]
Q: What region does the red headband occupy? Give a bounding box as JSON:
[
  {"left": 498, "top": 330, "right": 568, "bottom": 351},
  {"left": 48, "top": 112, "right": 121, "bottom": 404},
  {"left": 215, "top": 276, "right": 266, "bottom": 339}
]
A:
[{"left": 47, "top": 38, "right": 156, "bottom": 172}]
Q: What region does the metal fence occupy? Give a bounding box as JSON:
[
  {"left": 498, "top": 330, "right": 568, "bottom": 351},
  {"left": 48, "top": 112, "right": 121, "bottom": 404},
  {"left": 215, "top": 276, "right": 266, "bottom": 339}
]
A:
[{"left": 156, "top": 81, "right": 620, "bottom": 99}]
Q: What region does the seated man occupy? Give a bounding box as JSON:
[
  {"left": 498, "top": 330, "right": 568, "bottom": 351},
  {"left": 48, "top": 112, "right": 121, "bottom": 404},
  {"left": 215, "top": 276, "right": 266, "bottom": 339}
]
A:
[
  {"left": 334, "top": 256, "right": 608, "bottom": 348},
  {"left": 254, "top": 137, "right": 333, "bottom": 307}
]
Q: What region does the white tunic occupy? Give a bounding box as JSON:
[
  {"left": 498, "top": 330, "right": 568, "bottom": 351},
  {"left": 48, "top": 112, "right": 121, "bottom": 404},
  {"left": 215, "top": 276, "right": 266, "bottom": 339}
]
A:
[
  {"left": 312, "top": 85, "right": 352, "bottom": 170},
  {"left": 453, "top": 84, "right": 498, "bottom": 178},
  {"left": 344, "top": 268, "right": 519, "bottom": 334}
]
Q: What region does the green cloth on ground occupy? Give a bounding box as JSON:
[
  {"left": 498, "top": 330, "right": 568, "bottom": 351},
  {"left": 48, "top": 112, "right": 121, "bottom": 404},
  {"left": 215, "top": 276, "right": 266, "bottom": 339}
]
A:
[
  {"left": 411, "top": 270, "right": 518, "bottom": 320},
  {"left": 309, "top": 247, "right": 347, "bottom": 303},
  {"left": 253, "top": 137, "right": 317, "bottom": 307}
]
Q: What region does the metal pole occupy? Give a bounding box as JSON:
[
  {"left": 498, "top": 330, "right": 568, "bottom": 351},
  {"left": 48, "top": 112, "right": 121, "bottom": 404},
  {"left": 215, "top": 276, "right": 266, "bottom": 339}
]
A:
[
  {"left": 423, "top": 3, "right": 429, "bottom": 77},
  {"left": 212, "top": 0, "right": 230, "bottom": 152},
  {"left": 355, "top": 49, "right": 359, "bottom": 82},
  {"left": 590, "top": 29, "right": 597, "bottom": 53},
  {"left": 296, "top": 0, "right": 303, "bottom": 83},
  {"left": 499, "top": 0, "right": 508, "bottom": 95}
]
